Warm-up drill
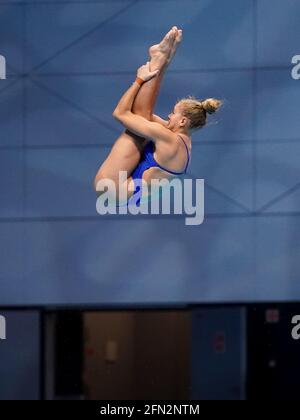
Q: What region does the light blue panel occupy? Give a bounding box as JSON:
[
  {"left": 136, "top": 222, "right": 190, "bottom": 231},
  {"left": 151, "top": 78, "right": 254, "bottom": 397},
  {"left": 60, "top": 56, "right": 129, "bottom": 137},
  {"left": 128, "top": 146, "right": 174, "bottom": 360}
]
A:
[
  {"left": 25, "top": 147, "right": 108, "bottom": 217},
  {"left": 190, "top": 143, "right": 253, "bottom": 212},
  {"left": 257, "top": 0, "right": 300, "bottom": 67},
  {"left": 35, "top": 0, "right": 254, "bottom": 74},
  {"left": 0, "top": 80, "right": 23, "bottom": 146},
  {"left": 26, "top": 76, "right": 121, "bottom": 147},
  {"left": 159, "top": 70, "right": 254, "bottom": 143},
  {"left": 22, "top": 217, "right": 256, "bottom": 305},
  {"left": 263, "top": 190, "right": 300, "bottom": 214},
  {"left": 256, "top": 217, "right": 300, "bottom": 301},
  {"left": 0, "top": 150, "right": 23, "bottom": 217},
  {"left": 202, "top": 184, "right": 248, "bottom": 216},
  {"left": 256, "top": 70, "right": 300, "bottom": 141},
  {"left": 26, "top": 1, "right": 133, "bottom": 72},
  {"left": 0, "top": 224, "right": 24, "bottom": 305},
  {"left": 256, "top": 143, "right": 300, "bottom": 212},
  {"left": 27, "top": 0, "right": 132, "bottom": 72},
  {"left": 0, "top": 311, "right": 40, "bottom": 400},
  {"left": 0, "top": 4, "right": 24, "bottom": 73}
]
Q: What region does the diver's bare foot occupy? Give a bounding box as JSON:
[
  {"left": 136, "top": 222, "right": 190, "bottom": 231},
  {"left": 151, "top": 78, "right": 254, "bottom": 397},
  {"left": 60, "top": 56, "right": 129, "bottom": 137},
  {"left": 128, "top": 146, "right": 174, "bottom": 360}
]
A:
[
  {"left": 167, "top": 29, "right": 183, "bottom": 64},
  {"left": 149, "top": 27, "right": 177, "bottom": 68}
]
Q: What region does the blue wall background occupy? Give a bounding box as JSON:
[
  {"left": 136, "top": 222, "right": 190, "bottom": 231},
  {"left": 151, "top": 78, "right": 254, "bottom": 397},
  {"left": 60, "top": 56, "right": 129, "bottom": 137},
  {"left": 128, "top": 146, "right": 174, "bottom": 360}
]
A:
[{"left": 0, "top": 0, "right": 300, "bottom": 305}]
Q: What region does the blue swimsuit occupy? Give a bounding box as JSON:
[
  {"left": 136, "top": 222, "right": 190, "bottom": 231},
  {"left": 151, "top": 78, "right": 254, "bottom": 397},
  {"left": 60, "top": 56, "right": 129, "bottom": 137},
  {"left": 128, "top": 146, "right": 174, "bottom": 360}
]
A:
[{"left": 127, "top": 134, "right": 191, "bottom": 207}]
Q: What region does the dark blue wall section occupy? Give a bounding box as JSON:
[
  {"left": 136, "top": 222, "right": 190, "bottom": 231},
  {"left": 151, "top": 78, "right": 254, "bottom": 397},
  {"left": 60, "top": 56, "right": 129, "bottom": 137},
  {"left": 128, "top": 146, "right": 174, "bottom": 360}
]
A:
[
  {"left": 0, "top": 311, "right": 40, "bottom": 400},
  {"left": 191, "top": 308, "right": 246, "bottom": 400},
  {"left": 0, "top": 0, "right": 299, "bottom": 305}
]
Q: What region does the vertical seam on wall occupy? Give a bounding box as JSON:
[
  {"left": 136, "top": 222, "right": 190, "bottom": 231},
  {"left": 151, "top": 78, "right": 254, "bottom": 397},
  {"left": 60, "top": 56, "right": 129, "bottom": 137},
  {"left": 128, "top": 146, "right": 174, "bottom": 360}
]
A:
[
  {"left": 252, "top": 0, "right": 258, "bottom": 295},
  {"left": 252, "top": 0, "right": 258, "bottom": 213},
  {"left": 21, "top": 2, "right": 27, "bottom": 293}
]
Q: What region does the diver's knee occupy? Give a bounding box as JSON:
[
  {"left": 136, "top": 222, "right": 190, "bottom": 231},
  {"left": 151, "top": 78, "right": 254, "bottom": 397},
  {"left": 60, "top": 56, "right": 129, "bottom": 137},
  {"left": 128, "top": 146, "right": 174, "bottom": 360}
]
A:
[
  {"left": 133, "top": 108, "right": 152, "bottom": 120},
  {"left": 94, "top": 172, "right": 105, "bottom": 193}
]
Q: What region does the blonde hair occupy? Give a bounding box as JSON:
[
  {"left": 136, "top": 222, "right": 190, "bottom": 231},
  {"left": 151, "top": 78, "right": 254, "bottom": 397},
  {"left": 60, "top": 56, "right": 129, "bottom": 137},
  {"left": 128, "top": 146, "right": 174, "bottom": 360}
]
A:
[{"left": 177, "top": 96, "right": 222, "bottom": 130}]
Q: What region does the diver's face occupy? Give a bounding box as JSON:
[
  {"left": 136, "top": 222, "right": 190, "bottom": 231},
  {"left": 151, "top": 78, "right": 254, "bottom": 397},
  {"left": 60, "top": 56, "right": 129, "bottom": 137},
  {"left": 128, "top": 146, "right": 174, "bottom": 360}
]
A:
[{"left": 167, "top": 103, "right": 186, "bottom": 131}]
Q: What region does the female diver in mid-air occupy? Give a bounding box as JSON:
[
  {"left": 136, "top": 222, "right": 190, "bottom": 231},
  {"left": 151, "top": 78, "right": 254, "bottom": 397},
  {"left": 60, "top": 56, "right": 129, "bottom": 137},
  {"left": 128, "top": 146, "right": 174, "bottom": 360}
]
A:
[{"left": 94, "top": 26, "right": 222, "bottom": 206}]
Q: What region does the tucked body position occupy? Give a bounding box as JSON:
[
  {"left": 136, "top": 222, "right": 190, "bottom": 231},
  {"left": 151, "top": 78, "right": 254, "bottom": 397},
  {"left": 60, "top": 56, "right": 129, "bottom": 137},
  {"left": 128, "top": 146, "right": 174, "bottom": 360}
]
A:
[{"left": 94, "top": 27, "right": 222, "bottom": 207}]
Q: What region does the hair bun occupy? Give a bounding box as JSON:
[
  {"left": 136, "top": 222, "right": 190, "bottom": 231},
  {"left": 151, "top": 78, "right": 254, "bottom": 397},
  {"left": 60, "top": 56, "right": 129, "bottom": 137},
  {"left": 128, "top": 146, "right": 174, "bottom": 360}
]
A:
[{"left": 201, "top": 98, "right": 222, "bottom": 115}]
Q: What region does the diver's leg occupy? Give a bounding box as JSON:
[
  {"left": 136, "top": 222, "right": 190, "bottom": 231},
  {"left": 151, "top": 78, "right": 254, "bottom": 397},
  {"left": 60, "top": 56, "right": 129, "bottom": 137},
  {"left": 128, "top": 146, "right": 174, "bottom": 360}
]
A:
[{"left": 132, "top": 27, "right": 183, "bottom": 119}]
